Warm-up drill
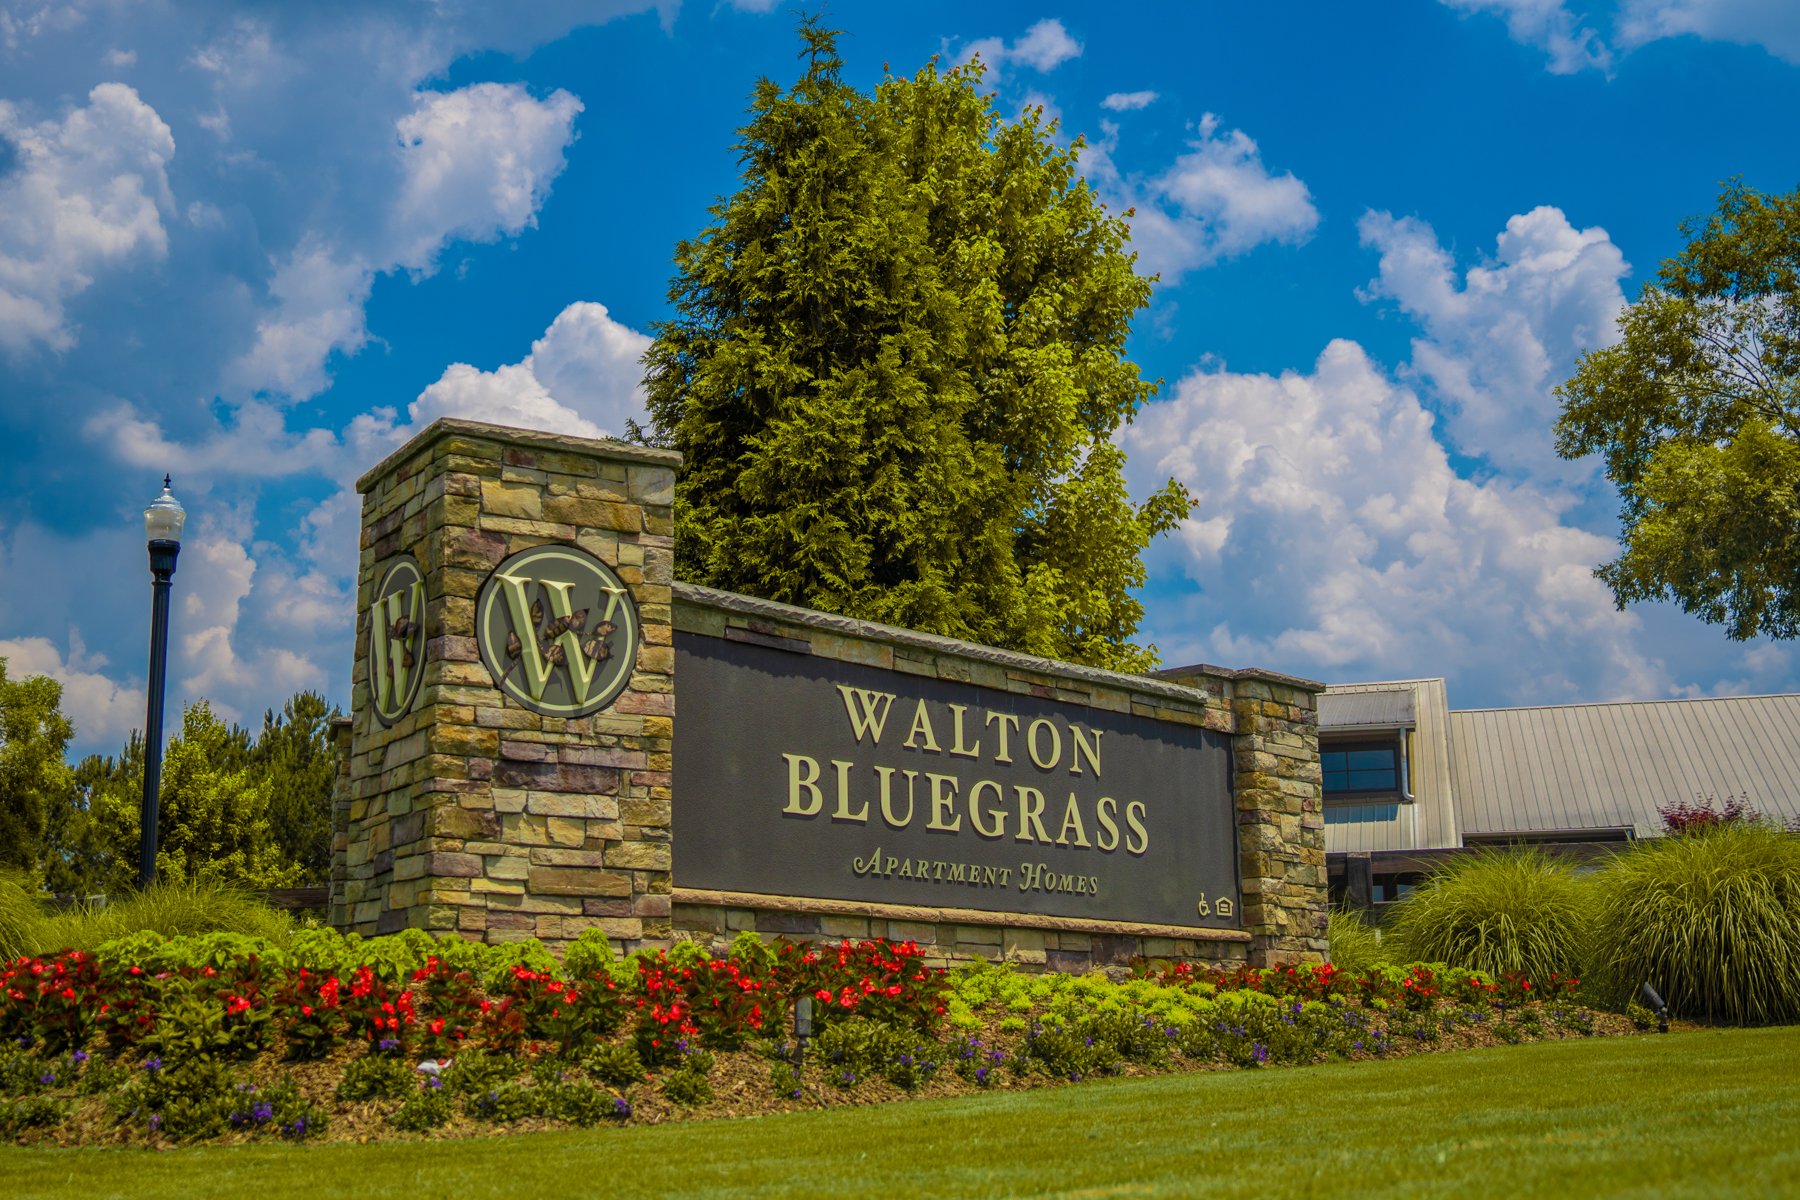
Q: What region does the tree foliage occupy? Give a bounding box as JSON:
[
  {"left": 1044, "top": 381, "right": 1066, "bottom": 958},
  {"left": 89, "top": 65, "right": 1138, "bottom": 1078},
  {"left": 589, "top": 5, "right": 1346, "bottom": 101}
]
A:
[
  {"left": 1556, "top": 181, "right": 1800, "bottom": 639},
  {"left": 0, "top": 658, "right": 74, "bottom": 874},
  {"left": 643, "top": 20, "right": 1189, "bottom": 672}
]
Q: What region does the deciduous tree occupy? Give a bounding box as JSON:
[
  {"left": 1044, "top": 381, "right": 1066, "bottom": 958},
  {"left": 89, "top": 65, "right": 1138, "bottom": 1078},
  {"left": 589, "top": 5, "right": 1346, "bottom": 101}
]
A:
[{"left": 1556, "top": 181, "right": 1800, "bottom": 639}]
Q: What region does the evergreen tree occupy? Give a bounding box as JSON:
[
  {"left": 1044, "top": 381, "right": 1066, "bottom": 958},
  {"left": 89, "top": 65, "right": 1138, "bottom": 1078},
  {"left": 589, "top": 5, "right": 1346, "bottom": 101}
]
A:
[
  {"left": 252, "top": 691, "right": 340, "bottom": 884},
  {"left": 92, "top": 701, "right": 303, "bottom": 890},
  {"left": 643, "top": 20, "right": 1189, "bottom": 672}
]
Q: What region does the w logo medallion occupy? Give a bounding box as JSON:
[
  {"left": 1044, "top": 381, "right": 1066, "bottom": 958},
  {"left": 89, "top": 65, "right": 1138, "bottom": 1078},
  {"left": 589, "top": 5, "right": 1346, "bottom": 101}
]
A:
[
  {"left": 476, "top": 545, "right": 640, "bottom": 717},
  {"left": 369, "top": 556, "right": 426, "bottom": 727}
]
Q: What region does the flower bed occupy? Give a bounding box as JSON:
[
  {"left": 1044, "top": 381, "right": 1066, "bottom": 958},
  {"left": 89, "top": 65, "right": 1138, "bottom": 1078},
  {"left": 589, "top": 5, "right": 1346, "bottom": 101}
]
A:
[{"left": 0, "top": 930, "right": 1640, "bottom": 1147}]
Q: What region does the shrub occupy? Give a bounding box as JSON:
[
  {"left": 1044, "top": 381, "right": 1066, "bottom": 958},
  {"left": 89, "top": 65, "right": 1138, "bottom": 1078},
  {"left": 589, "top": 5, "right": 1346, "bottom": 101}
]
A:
[
  {"left": 0, "top": 1094, "right": 66, "bottom": 1133},
  {"left": 464, "top": 1082, "right": 540, "bottom": 1123},
  {"left": 1326, "top": 908, "right": 1384, "bottom": 976},
  {"left": 335, "top": 1053, "right": 415, "bottom": 1102},
  {"left": 389, "top": 1083, "right": 452, "bottom": 1131},
  {"left": 1386, "top": 847, "right": 1590, "bottom": 980},
  {"left": 442, "top": 1050, "right": 515, "bottom": 1097},
  {"left": 584, "top": 1043, "right": 645, "bottom": 1089},
  {"left": 660, "top": 1064, "right": 712, "bottom": 1107},
  {"left": 1588, "top": 822, "right": 1800, "bottom": 1024}
]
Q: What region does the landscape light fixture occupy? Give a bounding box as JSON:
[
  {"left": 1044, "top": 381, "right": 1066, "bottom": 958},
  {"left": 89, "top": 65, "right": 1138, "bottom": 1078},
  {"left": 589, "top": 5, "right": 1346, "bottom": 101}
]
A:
[
  {"left": 793, "top": 993, "right": 814, "bottom": 1064},
  {"left": 139, "top": 475, "right": 186, "bottom": 890},
  {"left": 1639, "top": 981, "right": 1670, "bottom": 1034}
]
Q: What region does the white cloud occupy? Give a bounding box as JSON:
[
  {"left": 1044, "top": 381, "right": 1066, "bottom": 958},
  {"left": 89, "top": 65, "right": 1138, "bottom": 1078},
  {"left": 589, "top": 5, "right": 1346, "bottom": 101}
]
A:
[
  {"left": 1440, "top": 0, "right": 1614, "bottom": 72},
  {"left": 958, "top": 18, "right": 1081, "bottom": 85},
  {"left": 390, "top": 83, "right": 584, "bottom": 271},
  {"left": 0, "top": 632, "right": 141, "bottom": 748},
  {"left": 409, "top": 301, "right": 651, "bottom": 439},
  {"left": 1357, "top": 205, "right": 1629, "bottom": 480},
  {"left": 1122, "top": 340, "right": 1667, "bottom": 703},
  {"left": 1089, "top": 114, "right": 1319, "bottom": 281},
  {"left": 227, "top": 241, "right": 374, "bottom": 400},
  {"left": 82, "top": 398, "right": 346, "bottom": 479},
  {"left": 1616, "top": 0, "right": 1800, "bottom": 63},
  {"left": 1101, "top": 90, "right": 1158, "bottom": 111},
  {"left": 0, "top": 82, "right": 174, "bottom": 354}
]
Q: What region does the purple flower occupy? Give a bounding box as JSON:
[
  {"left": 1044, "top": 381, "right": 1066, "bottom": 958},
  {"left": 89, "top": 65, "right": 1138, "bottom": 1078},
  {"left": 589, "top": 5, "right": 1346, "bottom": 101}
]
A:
[
  {"left": 148, "top": 1113, "right": 162, "bottom": 1132},
  {"left": 378, "top": 1037, "right": 400, "bottom": 1052},
  {"left": 1251, "top": 1043, "right": 1269, "bottom": 1064},
  {"left": 612, "top": 1097, "right": 632, "bottom": 1118},
  {"left": 974, "top": 1067, "right": 989, "bottom": 1084},
  {"left": 141, "top": 1056, "right": 163, "bottom": 1073},
  {"left": 71, "top": 1050, "right": 89, "bottom": 1063},
  {"left": 39, "top": 1072, "right": 55, "bottom": 1085}
]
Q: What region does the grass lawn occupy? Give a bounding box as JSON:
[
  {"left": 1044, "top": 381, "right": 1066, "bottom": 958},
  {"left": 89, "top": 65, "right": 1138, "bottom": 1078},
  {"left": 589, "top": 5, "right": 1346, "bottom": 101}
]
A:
[{"left": 7, "top": 1025, "right": 1798, "bottom": 1199}]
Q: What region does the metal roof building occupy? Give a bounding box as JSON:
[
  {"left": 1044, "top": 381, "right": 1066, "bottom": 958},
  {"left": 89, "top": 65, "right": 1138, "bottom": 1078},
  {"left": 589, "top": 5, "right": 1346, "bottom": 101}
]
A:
[{"left": 1320, "top": 681, "right": 1800, "bottom": 901}]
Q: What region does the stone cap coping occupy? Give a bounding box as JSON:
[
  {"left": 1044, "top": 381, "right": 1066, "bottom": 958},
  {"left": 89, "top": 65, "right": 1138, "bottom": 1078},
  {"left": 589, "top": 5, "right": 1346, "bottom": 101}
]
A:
[
  {"left": 356, "top": 417, "right": 682, "bottom": 494},
  {"left": 1155, "top": 661, "right": 1326, "bottom": 693},
  {"left": 674, "top": 582, "right": 1324, "bottom": 705}
]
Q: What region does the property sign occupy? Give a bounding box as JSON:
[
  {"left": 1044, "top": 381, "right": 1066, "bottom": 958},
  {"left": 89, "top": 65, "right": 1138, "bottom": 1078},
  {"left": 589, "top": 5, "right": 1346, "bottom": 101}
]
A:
[{"left": 674, "top": 634, "right": 1241, "bottom": 929}]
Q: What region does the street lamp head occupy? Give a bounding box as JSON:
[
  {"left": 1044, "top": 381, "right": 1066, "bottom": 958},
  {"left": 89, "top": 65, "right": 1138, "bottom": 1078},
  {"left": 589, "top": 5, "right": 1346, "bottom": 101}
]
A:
[{"left": 144, "top": 475, "right": 186, "bottom": 544}]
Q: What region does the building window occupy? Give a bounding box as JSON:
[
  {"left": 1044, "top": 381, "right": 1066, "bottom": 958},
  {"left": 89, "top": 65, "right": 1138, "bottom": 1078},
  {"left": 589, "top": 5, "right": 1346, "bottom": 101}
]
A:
[{"left": 1322, "top": 739, "right": 1399, "bottom": 798}]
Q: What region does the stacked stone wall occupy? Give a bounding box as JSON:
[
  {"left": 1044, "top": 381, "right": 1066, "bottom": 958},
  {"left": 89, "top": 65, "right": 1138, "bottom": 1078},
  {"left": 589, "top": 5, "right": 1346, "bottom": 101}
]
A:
[{"left": 331, "top": 420, "right": 678, "bottom": 949}]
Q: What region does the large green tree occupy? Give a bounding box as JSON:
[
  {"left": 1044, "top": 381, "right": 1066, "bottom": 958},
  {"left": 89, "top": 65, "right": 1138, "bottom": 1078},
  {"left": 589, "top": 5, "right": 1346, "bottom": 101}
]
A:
[
  {"left": 642, "top": 21, "right": 1189, "bottom": 672},
  {"left": 0, "top": 659, "right": 73, "bottom": 875},
  {"left": 1556, "top": 181, "right": 1800, "bottom": 640},
  {"left": 252, "top": 691, "right": 340, "bottom": 884}
]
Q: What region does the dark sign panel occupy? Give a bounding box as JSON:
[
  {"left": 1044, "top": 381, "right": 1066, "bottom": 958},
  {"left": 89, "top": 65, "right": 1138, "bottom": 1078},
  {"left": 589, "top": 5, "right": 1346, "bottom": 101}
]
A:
[{"left": 674, "top": 634, "right": 1241, "bottom": 929}]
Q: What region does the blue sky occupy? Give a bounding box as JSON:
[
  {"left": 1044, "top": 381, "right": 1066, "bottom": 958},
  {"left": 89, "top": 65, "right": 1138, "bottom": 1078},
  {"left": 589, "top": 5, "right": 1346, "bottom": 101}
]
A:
[{"left": 2, "top": 0, "right": 1798, "bottom": 758}]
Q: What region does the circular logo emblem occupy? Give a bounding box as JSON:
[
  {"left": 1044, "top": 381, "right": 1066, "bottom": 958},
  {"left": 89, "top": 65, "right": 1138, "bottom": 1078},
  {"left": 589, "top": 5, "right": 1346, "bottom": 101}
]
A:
[
  {"left": 368, "top": 555, "right": 426, "bottom": 727},
  {"left": 476, "top": 545, "right": 640, "bottom": 717}
]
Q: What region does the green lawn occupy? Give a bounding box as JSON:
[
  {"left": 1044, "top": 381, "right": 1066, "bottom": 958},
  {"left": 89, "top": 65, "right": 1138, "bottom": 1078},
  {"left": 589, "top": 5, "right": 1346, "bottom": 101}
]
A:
[{"left": 7, "top": 1027, "right": 1799, "bottom": 1199}]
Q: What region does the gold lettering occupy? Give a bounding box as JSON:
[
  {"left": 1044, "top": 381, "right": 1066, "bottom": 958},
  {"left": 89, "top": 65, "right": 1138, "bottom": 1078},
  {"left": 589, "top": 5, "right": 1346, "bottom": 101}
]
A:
[
  {"left": 836, "top": 686, "right": 896, "bottom": 744},
  {"left": 968, "top": 779, "right": 1007, "bottom": 839},
  {"left": 876, "top": 766, "right": 915, "bottom": 828},
  {"left": 1017, "top": 862, "right": 1039, "bottom": 890},
  {"left": 1027, "top": 718, "right": 1061, "bottom": 770},
  {"left": 985, "top": 712, "right": 1020, "bottom": 763},
  {"left": 852, "top": 848, "right": 884, "bottom": 875},
  {"left": 1070, "top": 727, "right": 1102, "bottom": 777},
  {"left": 1095, "top": 796, "right": 1120, "bottom": 851},
  {"left": 926, "top": 773, "right": 962, "bottom": 831},
  {"left": 1013, "top": 786, "right": 1051, "bottom": 844},
  {"left": 1124, "top": 800, "right": 1150, "bottom": 855},
  {"left": 897, "top": 859, "right": 914, "bottom": 879},
  {"left": 948, "top": 862, "right": 967, "bottom": 883},
  {"left": 783, "top": 754, "right": 823, "bottom": 816},
  {"left": 903, "top": 700, "right": 941, "bottom": 752},
  {"left": 1055, "top": 792, "right": 1091, "bottom": 848},
  {"left": 947, "top": 704, "right": 982, "bottom": 758},
  {"left": 830, "top": 759, "right": 865, "bottom": 822}
]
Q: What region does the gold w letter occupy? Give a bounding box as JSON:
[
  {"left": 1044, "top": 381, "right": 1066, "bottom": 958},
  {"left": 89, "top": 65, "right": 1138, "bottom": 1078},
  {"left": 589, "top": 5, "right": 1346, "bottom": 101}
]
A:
[
  {"left": 372, "top": 580, "right": 422, "bottom": 713},
  {"left": 835, "top": 685, "right": 896, "bottom": 744},
  {"left": 496, "top": 574, "right": 605, "bottom": 704}
]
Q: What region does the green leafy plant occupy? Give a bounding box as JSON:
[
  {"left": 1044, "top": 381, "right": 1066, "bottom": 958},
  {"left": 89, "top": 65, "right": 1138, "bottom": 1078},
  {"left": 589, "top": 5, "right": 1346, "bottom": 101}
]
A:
[
  {"left": 1387, "top": 847, "right": 1591, "bottom": 981},
  {"left": 335, "top": 1053, "right": 415, "bottom": 1102},
  {"left": 583, "top": 1043, "right": 645, "bottom": 1089},
  {"left": 1587, "top": 822, "right": 1800, "bottom": 1024},
  {"left": 0, "top": 1094, "right": 66, "bottom": 1133},
  {"left": 389, "top": 1083, "right": 452, "bottom": 1131},
  {"left": 660, "top": 1064, "right": 712, "bottom": 1107}
]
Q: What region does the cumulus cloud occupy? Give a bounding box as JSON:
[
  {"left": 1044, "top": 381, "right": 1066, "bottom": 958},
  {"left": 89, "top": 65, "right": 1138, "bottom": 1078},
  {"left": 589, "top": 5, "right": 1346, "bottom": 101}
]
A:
[
  {"left": 1100, "top": 90, "right": 1158, "bottom": 111},
  {"left": 0, "top": 82, "right": 174, "bottom": 354},
  {"left": 0, "top": 632, "right": 142, "bottom": 748},
  {"left": 1616, "top": 0, "right": 1800, "bottom": 63},
  {"left": 1440, "top": 0, "right": 1613, "bottom": 73},
  {"left": 1446, "top": 0, "right": 1800, "bottom": 70},
  {"left": 1357, "top": 205, "right": 1629, "bottom": 480},
  {"left": 959, "top": 18, "right": 1082, "bottom": 85},
  {"left": 409, "top": 301, "right": 651, "bottom": 438},
  {"left": 1089, "top": 114, "right": 1319, "bottom": 281},
  {"left": 1122, "top": 340, "right": 1667, "bottom": 703},
  {"left": 390, "top": 83, "right": 584, "bottom": 271}
]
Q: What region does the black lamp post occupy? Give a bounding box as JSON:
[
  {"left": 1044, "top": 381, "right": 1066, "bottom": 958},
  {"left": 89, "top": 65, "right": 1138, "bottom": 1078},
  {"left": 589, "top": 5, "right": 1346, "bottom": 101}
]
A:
[{"left": 139, "top": 475, "right": 185, "bottom": 890}]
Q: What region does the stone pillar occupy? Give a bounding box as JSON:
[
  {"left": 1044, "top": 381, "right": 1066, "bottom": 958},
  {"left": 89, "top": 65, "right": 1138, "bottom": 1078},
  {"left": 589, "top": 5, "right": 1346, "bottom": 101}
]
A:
[
  {"left": 332, "top": 418, "right": 678, "bottom": 949},
  {"left": 1162, "top": 667, "right": 1327, "bottom": 967}
]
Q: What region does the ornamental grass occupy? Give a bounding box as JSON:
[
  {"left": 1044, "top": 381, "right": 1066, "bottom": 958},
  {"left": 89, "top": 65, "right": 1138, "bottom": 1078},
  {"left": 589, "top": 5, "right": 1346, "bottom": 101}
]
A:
[
  {"left": 1385, "top": 847, "right": 1590, "bottom": 982},
  {"left": 0, "top": 873, "right": 39, "bottom": 963},
  {"left": 1586, "top": 821, "right": 1800, "bottom": 1025},
  {"left": 1325, "top": 908, "right": 1384, "bottom": 976}
]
